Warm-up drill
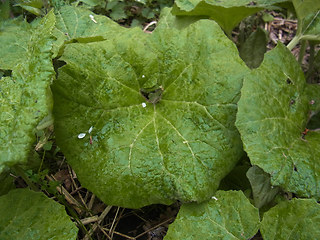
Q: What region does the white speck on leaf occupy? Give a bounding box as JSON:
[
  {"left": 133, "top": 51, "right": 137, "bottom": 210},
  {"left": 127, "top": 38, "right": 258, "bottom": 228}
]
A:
[
  {"left": 78, "top": 133, "right": 86, "bottom": 139},
  {"left": 142, "top": 102, "right": 147, "bottom": 108},
  {"left": 211, "top": 196, "right": 218, "bottom": 200},
  {"left": 89, "top": 14, "right": 97, "bottom": 23},
  {"left": 183, "top": 140, "right": 188, "bottom": 144},
  {"left": 142, "top": 75, "right": 145, "bottom": 78},
  {"left": 88, "top": 126, "right": 93, "bottom": 133}
]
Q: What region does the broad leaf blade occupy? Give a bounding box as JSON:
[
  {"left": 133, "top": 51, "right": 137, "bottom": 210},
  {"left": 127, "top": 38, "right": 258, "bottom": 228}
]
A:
[
  {"left": 246, "top": 165, "right": 280, "bottom": 208},
  {"left": 0, "top": 11, "right": 55, "bottom": 173},
  {"left": 53, "top": 5, "right": 122, "bottom": 57},
  {"left": 298, "top": 10, "right": 320, "bottom": 42},
  {"left": 0, "top": 19, "right": 32, "bottom": 70},
  {"left": 53, "top": 18, "right": 248, "bottom": 208},
  {"left": 236, "top": 43, "right": 320, "bottom": 200},
  {"left": 292, "top": 0, "right": 320, "bottom": 21},
  {"left": 0, "top": 188, "right": 78, "bottom": 240},
  {"left": 172, "top": 0, "right": 288, "bottom": 35},
  {"left": 260, "top": 198, "right": 320, "bottom": 240},
  {"left": 164, "top": 191, "right": 260, "bottom": 240}
]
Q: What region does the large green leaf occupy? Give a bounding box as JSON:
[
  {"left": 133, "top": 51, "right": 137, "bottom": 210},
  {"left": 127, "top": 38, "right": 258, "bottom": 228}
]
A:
[
  {"left": 52, "top": 17, "right": 248, "bottom": 208},
  {"left": 0, "top": 11, "right": 55, "bottom": 173},
  {"left": 0, "top": 19, "right": 32, "bottom": 70},
  {"left": 292, "top": 0, "right": 320, "bottom": 21},
  {"left": 236, "top": 43, "right": 320, "bottom": 200},
  {"left": 172, "top": 0, "right": 288, "bottom": 35},
  {"left": 164, "top": 191, "right": 260, "bottom": 240},
  {"left": 260, "top": 198, "right": 320, "bottom": 240},
  {"left": 0, "top": 188, "right": 78, "bottom": 240},
  {"left": 52, "top": 5, "right": 122, "bottom": 57}
]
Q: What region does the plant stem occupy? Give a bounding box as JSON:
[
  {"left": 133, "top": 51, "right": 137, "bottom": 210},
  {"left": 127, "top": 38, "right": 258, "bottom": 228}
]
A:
[
  {"left": 12, "top": 166, "right": 39, "bottom": 192},
  {"left": 298, "top": 40, "right": 307, "bottom": 64},
  {"left": 306, "top": 42, "right": 316, "bottom": 83},
  {"left": 287, "top": 35, "right": 301, "bottom": 51}
]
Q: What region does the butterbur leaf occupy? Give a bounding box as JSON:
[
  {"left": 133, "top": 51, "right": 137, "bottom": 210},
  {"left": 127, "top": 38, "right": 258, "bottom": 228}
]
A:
[
  {"left": 52, "top": 6, "right": 122, "bottom": 57},
  {"left": 0, "top": 188, "right": 78, "bottom": 240},
  {"left": 292, "top": 0, "right": 320, "bottom": 21},
  {"left": 246, "top": 165, "right": 280, "bottom": 208},
  {"left": 172, "top": 0, "right": 288, "bottom": 35},
  {"left": 260, "top": 198, "right": 320, "bottom": 240},
  {"left": 236, "top": 43, "right": 320, "bottom": 200},
  {"left": 53, "top": 16, "right": 248, "bottom": 208},
  {"left": 0, "top": 11, "right": 55, "bottom": 173},
  {"left": 164, "top": 191, "right": 260, "bottom": 240},
  {"left": 239, "top": 28, "right": 268, "bottom": 69},
  {"left": 0, "top": 19, "right": 32, "bottom": 70}
]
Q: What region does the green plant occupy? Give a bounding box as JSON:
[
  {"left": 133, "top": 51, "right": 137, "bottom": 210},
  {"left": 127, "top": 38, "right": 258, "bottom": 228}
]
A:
[{"left": 0, "top": 0, "right": 320, "bottom": 239}]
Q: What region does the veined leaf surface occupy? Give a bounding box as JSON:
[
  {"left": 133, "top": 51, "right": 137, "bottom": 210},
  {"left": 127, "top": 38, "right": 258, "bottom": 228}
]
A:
[
  {"left": 53, "top": 5, "right": 122, "bottom": 57},
  {"left": 164, "top": 191, "right": 260, "bottom": 240},
  {"left": 0, "top": 11, "right": 55, "bottom": 173},
  {"left": 0, "top": 189, "right": 78, "bottom": 240},
  {"left": 260, "top": 198, "right": 320, "bottom": 240},
  {"left": 236, "top": 43, "right": 320, "bottom": 200},
  {"left": 172, "top": 0, "right": 288, "bottom": 35},
  {"left": 53, "top": 17, "right": 248, "bottom": 208},
  {"left": 0, "top": 19, "right": 32, "bottom": 70}
]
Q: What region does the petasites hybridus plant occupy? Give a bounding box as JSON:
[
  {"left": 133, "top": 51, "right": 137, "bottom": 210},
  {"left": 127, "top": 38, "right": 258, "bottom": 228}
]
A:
[
  {"left": 52, "top": 14, "right": 249, "bottom": 208},
  {"left": 0, "top": 188, "right": 78, "bottom": 240},
  {"left": 171, "top": 0, "right": 289, "bottom": 35},
  {"left": 236, "top": 43, "right": 320, "bottom": 199},
  {"left": 0, "top": 11, "right": 55, "bottom": 173}
]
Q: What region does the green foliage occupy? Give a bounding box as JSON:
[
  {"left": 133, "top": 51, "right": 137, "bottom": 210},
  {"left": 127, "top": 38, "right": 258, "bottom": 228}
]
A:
[
  {"left": 164, "top": 191, "right": 260, "bottom": 240},
  {"left": 260, "top": 198, "right": 320, "bottom": 239},
  {"left": 0, "top": 188, "right": 78, "bottom": 240},
  {"left": 236, "top": 43, "right": 320, "bottom": 200},
  {"left": 239, "top": 27, "right": 268, "bottom": 69},
  {"left": 0, "top": 1, "right": 319, "bottom": 239},
  {"left": 246, "top": 165, "right": 280, "bottom": 208},
  {"left": 0, "top": 11, "right": 55, "bottom": 173},
  {"left": 52, "top": 16, "right": 248, "bottom": 208},
  {"left": 172, "top": 0, "right": 288, "bottom": 35}
]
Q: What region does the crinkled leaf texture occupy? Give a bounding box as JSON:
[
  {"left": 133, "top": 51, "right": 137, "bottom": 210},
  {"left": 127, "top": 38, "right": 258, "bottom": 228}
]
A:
[
  {"left": 236, "top": 43, "right": 320, "bottom": 200},
  {"left": 53, "top": 17, "right": 248, "bottom": 208},
  {"left": 0, "top": 188, "right": 78, "bottom": 240},
  {"left": 172, "top": 0, "right": 287, "bottom": 35},
  {"left": 0, "top": 19, "right": 32, "bottom": 70},
  {"left": 0, "top": 11, "right": 55, "bottom": 173},
  {"left": 260, "top": 198, "right": 320, "bottom": 240},
  {"left": 52, "top": 5, "right": 122, "bottom": 57},
  {"left": 164, "top": 191, "right": 260, "bottom": 240}
]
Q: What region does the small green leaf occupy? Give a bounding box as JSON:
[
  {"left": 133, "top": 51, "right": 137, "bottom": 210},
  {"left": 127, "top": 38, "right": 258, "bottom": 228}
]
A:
[
  {"left": 239, "top": 27, "right": 268, "bottom": 69},
  {"left": 164, "top": 191, "right": 260, "bottom": 240},
  {"left": 260, "top": 198, "right": 320, "bottom": 240},
  {"left": 172, "top": 0, "right": 288, "bottom": 35},
  {"left": 0, "top": 11, "right": 55, "bottom": 173},
  {"left": 53, "top": 13, "right": 248, "bottom": 208},
  {"left": 236, "top": 43, "right": 320, "bottom": 200},
  {"left": 0, "top": 169, "right": 15, "bottom": 196},
  {"left": 246, "top": 165, "right": 280, "bottom": 208},
  {"left": 14, "top": 0, "right": 43, "bottom": 16},
  {"left": 0, "top": 0, "right": 10, "bottom": 20},
  {"left": 0, "top": 188, "right": 78, "bottom": 240}
]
